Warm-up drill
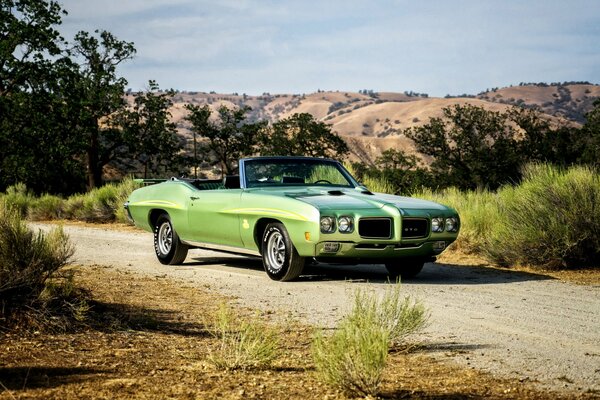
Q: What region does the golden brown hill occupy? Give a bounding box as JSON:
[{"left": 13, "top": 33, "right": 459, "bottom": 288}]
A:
[{"left": 157, "top": 83, "right": 598, "bottom": 165}]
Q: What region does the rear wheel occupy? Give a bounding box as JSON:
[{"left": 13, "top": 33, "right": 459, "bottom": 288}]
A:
[
  {"left": 385, "top": 258, "right": 425, "bottom": 280},
  {"left": 261, "top": 222, "right": 305, "bottom": 281},
  {"left": 154, "top": 214, "right": 188, "bottom": 265}
]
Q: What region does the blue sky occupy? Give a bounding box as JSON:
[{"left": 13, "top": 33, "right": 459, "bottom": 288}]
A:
[{"left": 57, "top": 0, "right": 600, "bottom": 97}]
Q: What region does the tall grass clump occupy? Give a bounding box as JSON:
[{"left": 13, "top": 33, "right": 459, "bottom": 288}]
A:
[
  {"left": 113, "top": 177, "right": 142, "bottom": 223},
  {"left": 28, "top": 194, "right": 64, "bottom": 221},
  {"left": 63, "top": 178, "right": 141, "bottom": 223},
  {"left": 344, "top": 163, "right": 395, "bottom": 194},
  {"left": 416, "top": 187, "right": 500, "bottom": 254},
  {"left": 0, "top": 204, "right": 77, "bottom": 330},
  {"left": 1, "top": 183, "right": 34, "bottom": 217},
  {"left": 312, "top": 284, "right": 427, "bottom": 397},
  {"left": 207, "top": 303, "right": 280, "bottom": 370},
  {"left": 486, "top": 164, "right": 600, "bottom": 269}
]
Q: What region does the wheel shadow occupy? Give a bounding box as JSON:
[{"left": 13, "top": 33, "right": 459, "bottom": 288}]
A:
[{"left": 184, "top": 253, "right": 554, "bottom": 285}]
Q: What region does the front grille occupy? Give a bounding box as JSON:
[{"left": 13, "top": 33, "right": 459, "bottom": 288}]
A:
[
  {"left": 402, "top": 218, "right": 429, "bottom": 239},
  {"left": 358, "top": 218, "right": 392, "bottom": 239}
]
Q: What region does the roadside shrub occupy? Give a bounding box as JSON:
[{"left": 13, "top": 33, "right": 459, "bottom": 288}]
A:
[
  {"left": 28, "top": 194, "right": 64, "bottom": 221},
  {"left": 486, "top": 164, "right": 600, "bottom": 269},
  {"left": 349, "top": 285, "right": 428, "bottom": 347},
  {"left": 0, "top": 205, "right": 75, "bottom": 329},
  {"left": 207, "top": 303, "right": 280, "bottom": 370},
  {"left": 113, "top": 177, "right": 142, "bottom": 224},
  {"left": 312, "top": 284, "right": 427, "bottom": 397},
  {"left": 64, "top": 184, "right": 119, "bottom": 222},
  {"left": 62, "top": 178, "right": 141, "bottom": 223},
  {"left": 1, "top": 183, "right": 34, "bottom": 217},
  {"left": 416, "top": 187, "right": 500, "bottom": 254}
]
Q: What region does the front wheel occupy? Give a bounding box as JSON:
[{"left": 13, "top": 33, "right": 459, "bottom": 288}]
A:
[
  {"left": 261, "top": 222, "right": 305, "bottom": 281},
  {"left": 154, "top": 214, "right": 188, "bottom": 265},
  {"left": 385, "top": 258, "right": 425, "bottom": 280}
]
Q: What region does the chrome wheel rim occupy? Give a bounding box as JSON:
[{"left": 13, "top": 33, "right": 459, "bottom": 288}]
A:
[
  {"left": 158, "top": 222, "right": 173, "bottom": 255},
  {"left": 266, "top": 231, "right": 285, "bottom": 272}
]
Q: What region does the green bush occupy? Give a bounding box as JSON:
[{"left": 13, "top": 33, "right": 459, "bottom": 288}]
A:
[
  {"left": 28, "top": 194, "right": 64, "bottom": 221},
  {"left": 312, "top": 285, "right": 427, "bottom": 396},
  {"left": 207, "top": 303, "right": 280, "bottom": 370},
  {"left": 416, "top": 187, "right": 500, "bottom": 254},
  {"left": 349, "top": 285, "right": 428, "bottom": 347},
  {"left": 62, "top": 178, "right": 140, "bottom": 223},
  {"left": 0, "top": 205, "right": 74, "bottom": 320},
  {"left": 113, "top": 177, "right": 141, "bottom": 223},
  {"left": 1, "top": 183, "right": 34, "bottom": 217},
  {"left": 486, "top": 164, "right": 600, "bottom": 269}
]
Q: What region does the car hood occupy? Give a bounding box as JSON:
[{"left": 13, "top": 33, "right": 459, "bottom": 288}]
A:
[{"left": 255, "top": 187, "right": 451, "bottom": 212}]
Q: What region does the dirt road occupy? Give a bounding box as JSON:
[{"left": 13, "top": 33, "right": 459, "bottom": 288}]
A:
[{"left": 36, "top": 223, "right": 600, "bottom": 395}]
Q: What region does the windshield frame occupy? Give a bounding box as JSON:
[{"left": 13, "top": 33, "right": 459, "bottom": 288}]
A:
[{"left": 239, "top": 157, "right": 360, "bottom": 189}]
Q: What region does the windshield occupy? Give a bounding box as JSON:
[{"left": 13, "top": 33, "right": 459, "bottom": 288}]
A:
[{"left": 243, "top": 158, "right": 357, "bottom": 189}]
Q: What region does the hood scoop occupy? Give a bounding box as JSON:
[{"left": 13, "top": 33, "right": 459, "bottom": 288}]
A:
[
  {"left": 361, "top": 190, "right": 374, "bottom": 195},
  {"left": 327, "top": 190, "right": 345, "bottom": 196}
]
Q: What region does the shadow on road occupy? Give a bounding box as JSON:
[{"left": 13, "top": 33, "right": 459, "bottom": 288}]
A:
[{"left": 185, "top": 254, "right": 554, "bottom": 285}]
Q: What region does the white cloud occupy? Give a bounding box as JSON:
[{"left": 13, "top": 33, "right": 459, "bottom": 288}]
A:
[{"left": 57, "top": 0, "right": 600, "bottom": 95}]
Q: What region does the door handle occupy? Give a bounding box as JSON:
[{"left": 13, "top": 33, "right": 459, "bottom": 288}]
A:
[{"left": 190, "top": 196, "right": 199, "bottom": 201}]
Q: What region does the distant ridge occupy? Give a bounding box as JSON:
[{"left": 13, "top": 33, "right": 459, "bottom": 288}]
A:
[{"left": 135, "top": 83, "right": 600, "bottom": 164}]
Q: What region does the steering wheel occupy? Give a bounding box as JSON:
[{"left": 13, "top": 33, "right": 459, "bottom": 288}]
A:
[{"left": 314, "top": 179, "right": 332, "bottom": 184}]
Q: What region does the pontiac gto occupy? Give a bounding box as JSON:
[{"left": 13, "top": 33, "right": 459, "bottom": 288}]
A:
[{"left": 125, "top": 157, "right": 459, "bottom": 281}]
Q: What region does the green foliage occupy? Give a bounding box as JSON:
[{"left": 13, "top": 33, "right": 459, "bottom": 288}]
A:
[
  {"left": 207, "top": 303, "right": 280, "bottom": 370},
  {"left": 406, "top": 104, "right": 521, "bottom": 190},
  {"left": 351, "top": 149, "right": 431, "bottom": 194},
  {"left": 1, "top": 178, "right": 140, "bottom": 223},
  {"left": 349, "top": 285, "right": 428, "bottom": 347},
  {"left": 0, "top": 205, "right": 73, "bottom": 306},
  {"left": 312, "top": 285, "right": 427, "bottom": 396},
  {"left": 344, "top": 163, "right": 395, "bottom": 194},
  {"left": 580, "top": 99, "right": 600, "bottom": 167},
  {"left": 29, "top": 194, "right": 64, "bottom": 221},
  {"left": 259, "top": 113, "right": 349, "bottom": 159},
  {"left": 70, "top": 29, "right": 136, "bottom": 189},
  {"left": 485, "top": 164, "right": 600, "bottom": 269},
  {"left": 113, "top": 177, "right": 142, "bottom": 223},
  {"left": 419, "top": 164, "right": 600, "bottom": 269},
  {"left": 1, "top": 183, "right": 34, "bottom": 217},
  {"left": 63, "top": 179, "right": 140, "bottom": 223},
  {"left": 416, "top": 187, "right": 500, "bottom": 254},
  {"left": 185, "top": 104, "right": 264, "bottom": 175},
  {"left": 120, "top": 81, "right": 183, "bottom": 178}
]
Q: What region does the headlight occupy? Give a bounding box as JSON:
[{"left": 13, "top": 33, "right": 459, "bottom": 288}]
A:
[
  {"left": 445, "top": 217, "right": 459, "bottom": 232},
  {"left": 431, "top": 217, "right": 444, "bottom": 232},
  {"left": 338, "top": 216, "right": 354, "bottom": 233},
  {"left": 320, "top": 216, "right": 336, "bottom": 233}
]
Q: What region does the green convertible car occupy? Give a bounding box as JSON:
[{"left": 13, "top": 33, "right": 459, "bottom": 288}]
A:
[{"left": 125, "top": 156, "right": 459, "bottom": 281}]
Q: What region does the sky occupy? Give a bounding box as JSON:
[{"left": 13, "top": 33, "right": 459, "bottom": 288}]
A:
[{"left": 57, "top": 0, "right": 600, "bottom": 97}]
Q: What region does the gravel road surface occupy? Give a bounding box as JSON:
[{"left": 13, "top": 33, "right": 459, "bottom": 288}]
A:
[{"left": 35, "top": 223, "right": 600, "bottom": 395}]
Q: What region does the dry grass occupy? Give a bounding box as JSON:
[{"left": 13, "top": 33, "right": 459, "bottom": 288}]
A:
[{"left": 0, "top": 265, "right": 593, "bottom": 399}]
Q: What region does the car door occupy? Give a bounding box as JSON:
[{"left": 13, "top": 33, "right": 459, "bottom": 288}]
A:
[{"left": 186, "top": 189, "right": 244, "bottom": 247}]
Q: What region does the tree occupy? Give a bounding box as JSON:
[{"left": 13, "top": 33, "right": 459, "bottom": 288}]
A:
[
  {"left": 0, "top": 0, "right": 64, "bottom": 96},
  {"left": 0, "top": 0, "right": 87, "bottom": 194},
  {"left": 508, "top": 107, "right": 583, "bottom": 166},
  {"left": 579, "top": 99, "right": 600, "bottom": 167},
  {"left": 120, "top": 81, "right": 183, "bottom": 178},
  {"left": 406, "top": 104, "right": 521, "bottom": 190},
  {"left": 69, "top": 29, "right": 135, "bottom": 189},
  {"left": 259, "top": 113, "right": 349, "bottom": 158},
  {"left": 185, "top": 104, "right": 263, "bottom": 175}
]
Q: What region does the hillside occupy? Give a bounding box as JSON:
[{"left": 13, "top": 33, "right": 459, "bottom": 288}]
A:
[{"left": 155, "top": 83, "right": 599, "bottom": 165}]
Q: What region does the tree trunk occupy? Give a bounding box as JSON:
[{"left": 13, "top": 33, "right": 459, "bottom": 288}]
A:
[{"left": 86, "top": 128, "right": 102, "bottom": 190}]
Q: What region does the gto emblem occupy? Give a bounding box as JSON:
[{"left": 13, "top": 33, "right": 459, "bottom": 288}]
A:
[{"left": 404, "top": 227, "right": 419, "bottom": 232}]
